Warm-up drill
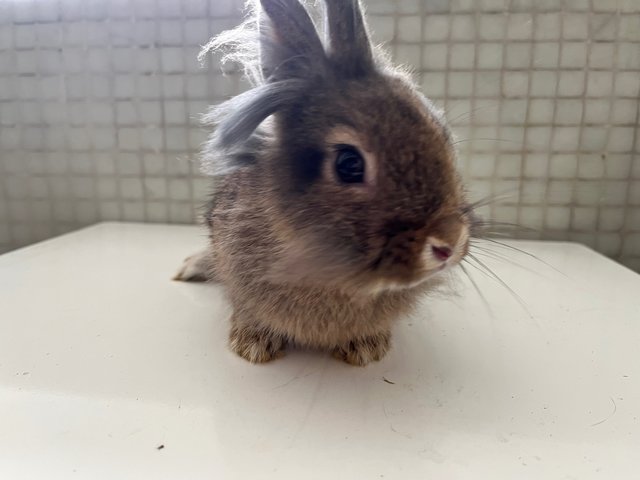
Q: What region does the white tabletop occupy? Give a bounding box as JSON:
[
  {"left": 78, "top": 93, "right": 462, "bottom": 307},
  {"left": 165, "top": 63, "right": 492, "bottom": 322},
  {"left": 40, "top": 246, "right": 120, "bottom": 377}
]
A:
[{"left": 0, "top": 222, "right": 638, "bottom": 479}]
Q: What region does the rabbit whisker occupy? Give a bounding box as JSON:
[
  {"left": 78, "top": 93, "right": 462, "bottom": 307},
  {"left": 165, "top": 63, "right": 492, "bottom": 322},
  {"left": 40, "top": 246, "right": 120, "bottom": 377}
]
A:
[
  {"left": 466, "top": 252, "right": 533, "bottom": 318},
  {"left": 446, "top": 102, "right": 500, "bottom": 126},
  {"left": 459, "top": 261, "right": 493, "bottom": 314},
  {"left": 469, "top": 245, "right": 543, "bottom": 277},
  {"left": 452, "top": 138, "right": 524, "bottom": 146}
]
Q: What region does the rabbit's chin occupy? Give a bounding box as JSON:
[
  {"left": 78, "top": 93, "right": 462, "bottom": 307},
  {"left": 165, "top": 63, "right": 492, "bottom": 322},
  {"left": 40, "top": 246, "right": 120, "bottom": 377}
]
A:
[
  {"left": 263, "top": 254, "right": 450, "bottom": 297},
  {"left": 364, "top": 266, "right": 450, "bottom": 295}
]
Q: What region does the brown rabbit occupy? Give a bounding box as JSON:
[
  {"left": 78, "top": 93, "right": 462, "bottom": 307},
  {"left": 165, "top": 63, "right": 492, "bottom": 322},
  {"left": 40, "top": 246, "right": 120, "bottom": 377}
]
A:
[{"left": 175, "top": 0, "right": 471, "bottom": 366}]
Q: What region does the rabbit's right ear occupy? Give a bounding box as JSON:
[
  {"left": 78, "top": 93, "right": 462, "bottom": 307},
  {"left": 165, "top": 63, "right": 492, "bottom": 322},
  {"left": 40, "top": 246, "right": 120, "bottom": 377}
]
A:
[
  {"left": 259, "top": 0, "right": 327, "bottom": 81},
  {"left": 324, "top": 0, "right": 375, "bottom": 77}
]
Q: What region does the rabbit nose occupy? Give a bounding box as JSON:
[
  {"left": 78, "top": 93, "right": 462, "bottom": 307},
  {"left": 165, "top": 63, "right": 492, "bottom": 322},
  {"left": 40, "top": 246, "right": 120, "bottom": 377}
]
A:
[
  {"left": 431, "top": 244, "right": 452, "bottom": 262},
  {"left": 427, "top": 237, "right": 455, "bottom": 264}
]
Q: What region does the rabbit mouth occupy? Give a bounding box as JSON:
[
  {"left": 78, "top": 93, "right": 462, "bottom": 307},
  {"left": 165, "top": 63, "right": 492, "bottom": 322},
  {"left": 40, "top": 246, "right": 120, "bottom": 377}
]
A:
[
  {"left": 371, "top": 217, "right": 471, "bottom": 294},
  {"left": 368, "top": 219, "right": 470, "bottom": 290},
  {"left": 373, "top": 267, "right": 448, "bottom": 293}
]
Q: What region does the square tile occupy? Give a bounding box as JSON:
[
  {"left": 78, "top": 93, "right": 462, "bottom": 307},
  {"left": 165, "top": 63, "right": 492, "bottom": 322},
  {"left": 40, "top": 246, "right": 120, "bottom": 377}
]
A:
[
  {"left": 580, "top": 127, "right": 608, "bottom": 151},
  {"left": 601, "top": 181, "right": 629, "bottom": 206},
  {"left": 507, "top": 13, "right": 533, "bottom": 40},
  {"left": 475, "top": 71, "right": 501, "bottom": 96},
  {"left": 598, "top": 208, "right": 626, "bottom": 232},
  {"left": 468, "top": 154, "right": 496, "bottom": 177},
  {"left": 530, "top": 71, "right": 557, "bottom": 97},
  {"left": 607, "top": 127, "right": 635, "bottom": 152},
  {"left": 397, "top": 16, "right": 422, "bottom": 43},
  {"left": 479, "top": 14, "right": 506, "bottom": 41},
  {"left": 144, "top": 177, "right": 168, "bottom": 200},
  {"left": 557, "top": 71, "right": 585, "bottom": 97},
  {"left": 451, "top": 15, "right": 476, "bottom": 41},
  {"left": 396, "top": 44, "right": 421, "bottom": 67},
  {"left": 554, "top": 99, "right": 583, "bottom": 125},
  {"left": 604, "top": 154, "right": 632, "bottom": 180},
  {"left": 535, "top": 13, "right": 561, "bottom": 40},
  {"left": 168, "top": 179, "right": 191, "bottom": 201},
  {"left": 184, "top": 19, "right": 211, "bottom": 46},
  {"left": 618, "top": 43, "right": 640, "bottom": 70},
  {"left": 122, "top": 202, "right": 146, "bottom": 222},
  {"left": 503, "top": 72, "right": 529, "bottom": 97},
  {"left": 422, "top": 43, "right": 448, "bottom": 70},
  {"left": 572, "top": 207, "right": 598, "bottom": 230},
  {"left": 588, "top": 42, "right": 616, "bottom": 69},
  {"left": 120, "top": 178, "right": 144, "bottom": 200},
  {"left": 562, "top": 13, "right": 589, "bottom": 40},
  {"left": 500, "top": 99, "right": 527, "bottom": 124},
  {"left": 551, "top": 126, "right": 580, "bottom": 152},
  {"left": 450, "top": 44, "right": 476, "bottom": 70},
  {"left": 532, "top": 42, "right": 559, "bottom": 68},
  {"left": 423, "top": 15, "right": 450, "bottom": 41},
  {"left": 145, "top": 202, "right": 169, "bottom": 222},
  {"left": 447, "top": 72, "right": 474, "bottom": 96},
  {"left": 560, "top": 42, "right": 587, "bottom": 68},
  {"left": 477, "top": 43, "right": 503, "bottom": 70},
  {"left": 97, "top": 177, "right": 118, "bottom": 199},
  {"left": 583, "top": 99, "right": 611, "bottom": 123},
  {"left": 615, "top": 72, "right": 640, "bottom": 98},
  {"left": 496, "top": 154, "right": 523, "bottom": 177},
  {"left": 546, "top": 206, "right": 571, "bottom": 230},
  {"left": 547, "top": 180, "right": 574, "bottom": 204},
  {"left": 505, "top": 43, "right": 531, "bottom": 69},
  {"left": 524, "top": 154, "right": 549, "bottom": 178},
  {"left": 577, "top": 154, "right": 606, "bottom": 179},
  {"left": 586, "top": 71, "right": 614, "bottom": 97},
  {"left": 590, "top": 13, "right": 618, "bottom": 41},
  {"left": 610, "top": 99, "right": 639, "bottom": 124},
  {"left": 116, "top": 152, "right": 142, "bottom": 176},
  {"left": 368, "top": 16, "right": 395, "bottom": 44},
  {"left": 519, "top": 205, "right": 544, "bottom": 230}
]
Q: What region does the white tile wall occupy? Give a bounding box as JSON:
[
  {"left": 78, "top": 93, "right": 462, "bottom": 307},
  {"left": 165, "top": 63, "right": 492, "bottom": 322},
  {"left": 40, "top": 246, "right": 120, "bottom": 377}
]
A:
[{"left": 0, "top": 0, "right": 639, "bottom": 272}]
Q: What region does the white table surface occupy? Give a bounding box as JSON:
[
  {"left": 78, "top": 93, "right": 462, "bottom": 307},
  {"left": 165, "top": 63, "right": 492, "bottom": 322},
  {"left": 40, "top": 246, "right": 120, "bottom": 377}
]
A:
[{"left": 1, "top": 222, "right": 639, "bottom": 479}]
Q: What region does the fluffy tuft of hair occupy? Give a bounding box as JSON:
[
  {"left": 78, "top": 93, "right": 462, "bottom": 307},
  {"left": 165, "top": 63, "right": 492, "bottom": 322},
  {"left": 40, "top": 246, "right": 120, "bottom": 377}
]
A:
[
  {"left": 199, "top": 0, "right": 333, "bottom": 176},
  {"left": 199, "top": 2, "right": 264, "bottom": 86}
]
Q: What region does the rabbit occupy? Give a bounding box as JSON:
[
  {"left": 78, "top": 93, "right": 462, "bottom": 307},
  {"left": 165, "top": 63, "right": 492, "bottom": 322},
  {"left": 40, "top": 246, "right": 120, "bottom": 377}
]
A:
[{"left": 175, "top": 0, "right": 471, "bottom": 366}]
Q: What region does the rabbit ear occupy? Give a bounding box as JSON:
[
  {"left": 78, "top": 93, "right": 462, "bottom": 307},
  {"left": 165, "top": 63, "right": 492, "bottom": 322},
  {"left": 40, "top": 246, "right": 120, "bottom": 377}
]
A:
[
  {"left": 209, "top": 79, "right": 307, "bottom": 147},
  {"left": 324, "top": 0, "right": 375, "bottom": 77},
  {"left": 259, "top": 0, "right": 326, "bottom": 81}
]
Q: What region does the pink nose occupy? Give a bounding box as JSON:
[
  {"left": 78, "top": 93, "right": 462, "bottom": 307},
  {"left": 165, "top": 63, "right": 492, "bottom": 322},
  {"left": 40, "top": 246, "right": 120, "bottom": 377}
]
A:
[{"left": 431, "top": 245, "right": 452, "bottom": 262}]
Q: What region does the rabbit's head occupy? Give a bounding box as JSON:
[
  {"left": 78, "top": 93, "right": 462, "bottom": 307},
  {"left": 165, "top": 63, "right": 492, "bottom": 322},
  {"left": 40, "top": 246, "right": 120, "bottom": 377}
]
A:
[{"left": 203, "top": 0, "right": 470, "bottom": 293}]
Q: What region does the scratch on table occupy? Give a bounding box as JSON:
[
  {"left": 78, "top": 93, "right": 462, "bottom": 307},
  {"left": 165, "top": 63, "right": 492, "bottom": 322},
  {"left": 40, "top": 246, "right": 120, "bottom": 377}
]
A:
[
  {"left": 286, "top": 359, "right": 329, "bottom": 448},
  {"left": 274, "top": 370, "right": 317, "bottom": 389},
  {"left": 383, "top": 404, "right": 411, "bottom": 439},
  {"left": 590, "top": 397, "right": 617, "bottom": 427}
]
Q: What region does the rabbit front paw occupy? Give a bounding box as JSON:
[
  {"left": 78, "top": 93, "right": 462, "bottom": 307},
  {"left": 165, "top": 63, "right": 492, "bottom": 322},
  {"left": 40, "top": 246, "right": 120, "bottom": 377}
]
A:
[
  {"left": 229, "top": 323, "right": 287, "bottom": 363},
  {"left": 332, "top": 331, "right": 391, "bottom": 366},
  {"left": 173, "top": 249, "right": 212, "bottom": 282}
]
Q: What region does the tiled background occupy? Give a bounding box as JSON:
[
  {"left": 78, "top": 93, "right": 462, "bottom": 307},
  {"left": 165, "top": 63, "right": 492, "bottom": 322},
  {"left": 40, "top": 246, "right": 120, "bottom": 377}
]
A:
[{"left": 0, "top": 0, "right": 639, "bottom": 271}]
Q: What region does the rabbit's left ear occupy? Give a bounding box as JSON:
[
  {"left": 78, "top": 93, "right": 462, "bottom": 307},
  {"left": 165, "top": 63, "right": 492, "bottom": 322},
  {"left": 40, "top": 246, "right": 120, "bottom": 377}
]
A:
[
  {"left": 324, "top": 0, "right": 375, "bottom": 77},
  {"left": 259, "top": 0, "right": 327, "bottom": 81}
]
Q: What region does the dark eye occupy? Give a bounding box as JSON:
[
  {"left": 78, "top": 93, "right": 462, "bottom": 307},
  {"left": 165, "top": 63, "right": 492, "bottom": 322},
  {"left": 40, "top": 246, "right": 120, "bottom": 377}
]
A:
[{"left": 335, "top": 146, "right": 365, "bottom": 184}]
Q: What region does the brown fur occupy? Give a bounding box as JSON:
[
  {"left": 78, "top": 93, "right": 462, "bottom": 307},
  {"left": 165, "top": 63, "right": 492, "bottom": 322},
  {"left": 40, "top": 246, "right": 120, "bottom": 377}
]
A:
[{"left": 189, "top": 0, "right": 470, "bottom": 365}]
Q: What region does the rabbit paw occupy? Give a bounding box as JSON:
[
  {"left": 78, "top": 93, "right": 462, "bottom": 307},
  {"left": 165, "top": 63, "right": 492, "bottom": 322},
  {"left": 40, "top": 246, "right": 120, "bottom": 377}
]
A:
[
  {"left": 332, "top": 331, "right": 391, "bottom": 366},
  {"left": 229, "top": 324, "right": 287, "bottom": 363},
  {"left": 173, "top": 249, "right": 211, "bottom": 282}
]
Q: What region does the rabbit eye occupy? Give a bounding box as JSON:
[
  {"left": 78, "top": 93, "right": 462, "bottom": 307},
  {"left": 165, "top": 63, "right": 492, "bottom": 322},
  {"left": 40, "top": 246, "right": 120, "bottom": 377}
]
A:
[{"left": 335, "top": 146, "right": 365, "bottom": 184}]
